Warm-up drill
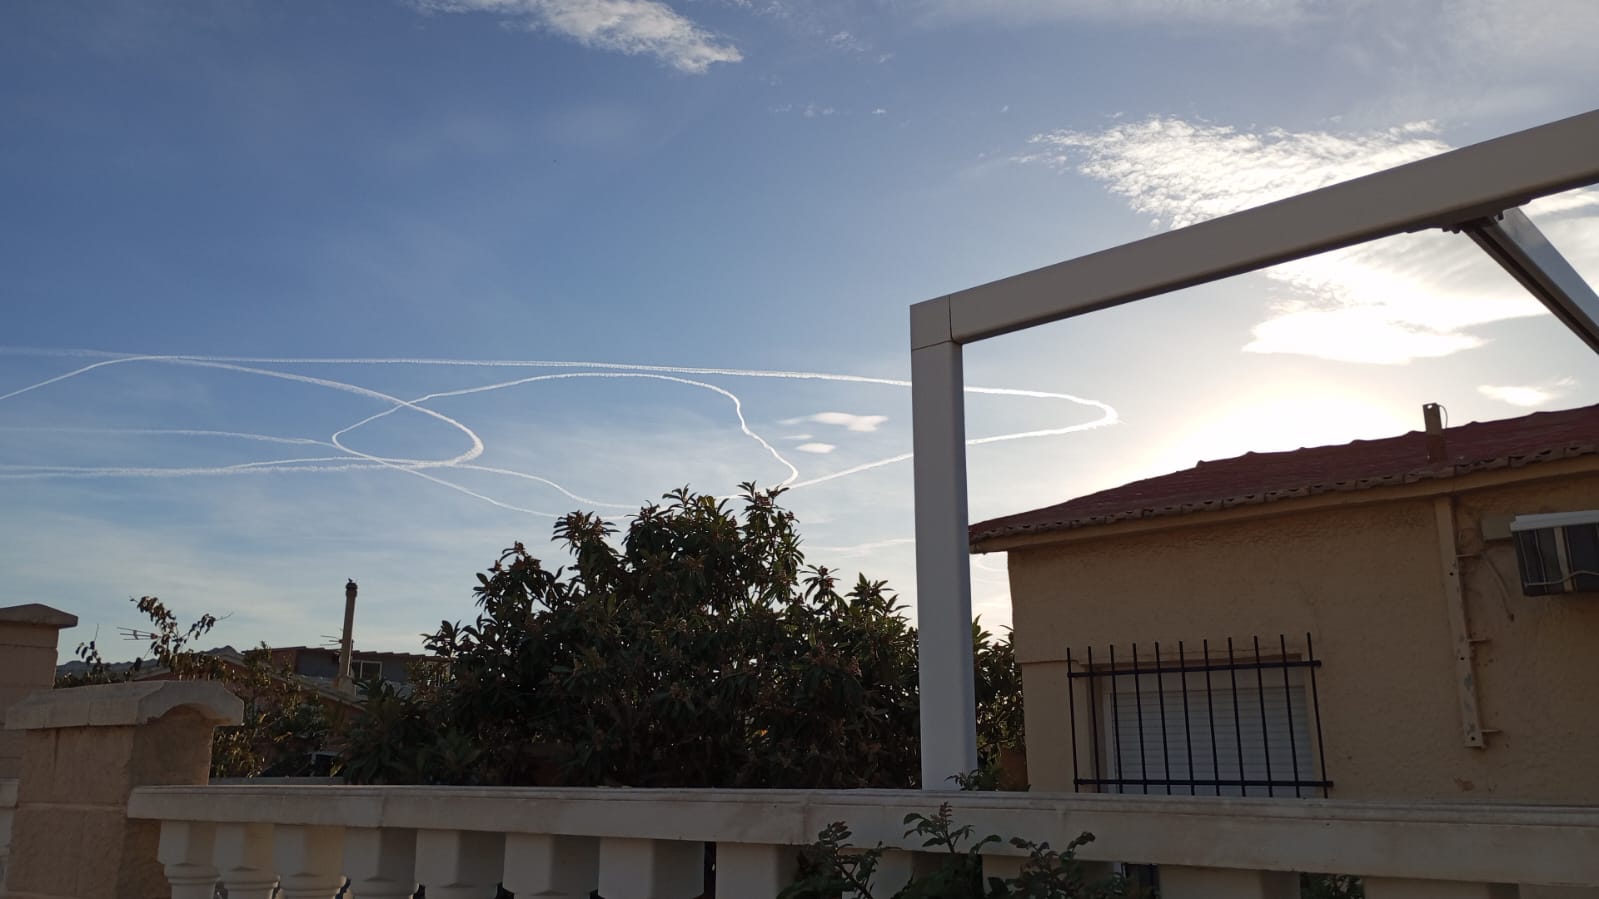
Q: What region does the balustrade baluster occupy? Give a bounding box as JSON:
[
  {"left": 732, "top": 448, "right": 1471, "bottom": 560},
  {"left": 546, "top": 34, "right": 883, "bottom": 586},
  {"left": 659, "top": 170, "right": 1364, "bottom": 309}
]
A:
[
  {"left": 414, "top": 828, "right": 505, "bottom": 899},
  {"left": 215, "top": 821, "right": 279, "bottom": 899},
  {"left": 596, "top": 837, "right": 703, "bottom": 899},
  {"left": 274, "top": 824, "right": 346, "bottom": 899},
  {"left": 1362, "top": 877, "right": 1520, "bottom": 899},
  {"left": 714, "top": 842, "right": 797, "bottom": 897},
  {"left": 156, "top": 820, "right": 220, "bottom": 899},
  {"left": 1158, "top": 866, "right": 1297, "bottom": 899},
  {"left": 345, "top": 827, "right": 419, "bottom": 899},
  {"left": 502, "top": 832, "right": 599, "bottom": 898},
  {"left": 845, "top": 849, "right": 930, "bottom": 899}
]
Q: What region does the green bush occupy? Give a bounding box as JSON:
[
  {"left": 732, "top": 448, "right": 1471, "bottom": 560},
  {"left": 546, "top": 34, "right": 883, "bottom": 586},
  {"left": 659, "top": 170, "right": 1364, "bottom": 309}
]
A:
[{"left": 342, "top": 484, "right": 1022, "bottom": 789}]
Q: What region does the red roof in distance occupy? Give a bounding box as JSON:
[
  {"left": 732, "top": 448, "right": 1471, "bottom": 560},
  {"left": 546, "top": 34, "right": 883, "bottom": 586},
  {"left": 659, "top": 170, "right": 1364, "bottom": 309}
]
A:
[{"left": 970, "top": 402, "right": 1599, "bottom": 546}]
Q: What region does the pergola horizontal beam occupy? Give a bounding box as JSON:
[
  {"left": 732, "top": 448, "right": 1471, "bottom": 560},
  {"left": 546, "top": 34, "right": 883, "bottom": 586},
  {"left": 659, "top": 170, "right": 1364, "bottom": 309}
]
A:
[
  {"left": 927, "top": 108, "right": 1599, "bottom": 345},
  {"left": 1464, "top": 208, "right": 1599, "bottom": 355}
]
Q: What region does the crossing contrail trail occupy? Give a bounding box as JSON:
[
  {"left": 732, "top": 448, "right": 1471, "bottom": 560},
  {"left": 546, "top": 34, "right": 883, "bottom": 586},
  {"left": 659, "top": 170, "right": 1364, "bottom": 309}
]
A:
[
  {"left": 331, "top": 370, "right": 801, "bottom": 487},
  {"left": 0, "top": 348, "right": 1119, "bottom": 518},
  {"left": 0, "top": 347, "right": 1118, "bottom": 416}
]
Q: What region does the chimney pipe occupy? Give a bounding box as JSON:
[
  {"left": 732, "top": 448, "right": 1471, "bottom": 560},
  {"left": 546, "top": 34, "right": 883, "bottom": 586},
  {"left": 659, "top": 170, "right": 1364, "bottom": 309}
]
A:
[
  {"left": 1423, "top": 403, "right": 1447, "bottom": 464},
  {"left": 338, "top": 579, "right": 357, "bottom": 695}
]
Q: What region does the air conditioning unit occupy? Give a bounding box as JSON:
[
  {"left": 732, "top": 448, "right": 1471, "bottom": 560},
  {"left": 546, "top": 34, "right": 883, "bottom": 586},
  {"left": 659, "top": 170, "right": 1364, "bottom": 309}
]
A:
[{"left": 1509, "top": 511, "right": 1599, "bottom": 596}]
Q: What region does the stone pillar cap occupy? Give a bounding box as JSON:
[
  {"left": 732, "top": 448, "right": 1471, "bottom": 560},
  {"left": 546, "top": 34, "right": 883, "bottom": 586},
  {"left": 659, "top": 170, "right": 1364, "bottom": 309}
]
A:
[
  {"left": 0, "top": 603, "right": 78, "bottom": 629},
  {"left": 5, "top": 680, "right": 243, "bottom": 730}
]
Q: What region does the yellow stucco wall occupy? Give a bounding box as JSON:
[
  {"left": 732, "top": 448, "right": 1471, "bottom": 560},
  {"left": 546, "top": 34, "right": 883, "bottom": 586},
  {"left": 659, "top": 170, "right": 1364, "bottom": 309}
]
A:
[{"left": 1000, "top": 459, "right": 1599, "bottom": 802}]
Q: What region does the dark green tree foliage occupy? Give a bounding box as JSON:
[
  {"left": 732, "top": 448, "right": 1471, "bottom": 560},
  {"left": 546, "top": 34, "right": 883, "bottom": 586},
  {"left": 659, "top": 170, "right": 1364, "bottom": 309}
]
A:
[
  {"left": 974, "top": 621, "right": 1023, "bottom": 764},
  {"left": 344, "top": 484, "right": 925, "bottom": 788}
]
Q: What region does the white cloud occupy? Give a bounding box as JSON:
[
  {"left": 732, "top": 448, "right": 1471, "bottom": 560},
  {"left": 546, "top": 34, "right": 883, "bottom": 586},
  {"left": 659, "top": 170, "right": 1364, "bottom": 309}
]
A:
[
  {"left": 784, "top": 411, "right": 888, "bottom": 432},
  {"left": 1023, "top": 117, "right": 1599, "bottom": 365},
  {"left": 1024, "top": 118, "right": 1448, "bottom": 229},
  {"left": 872, "top": 108, "right": 888, "bottom": 116},
  {"left": 796, "top": 442, "right": 836, "bottom": 454},
  {"left": 1478, "top": 379, "right": 1576, "bottom": 408},
  {"left": 412, "top": 0, "right": 742, "bottom": 73}
]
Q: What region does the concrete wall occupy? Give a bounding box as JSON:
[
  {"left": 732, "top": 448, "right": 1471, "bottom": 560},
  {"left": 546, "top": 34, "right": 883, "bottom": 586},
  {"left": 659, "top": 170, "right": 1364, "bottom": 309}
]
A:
[
  {"left": 1002, "top": 459, "right": 1599, "bottom": 802},
  {"left": 0, "top": 605, "right": 77, "bottom": 780}
]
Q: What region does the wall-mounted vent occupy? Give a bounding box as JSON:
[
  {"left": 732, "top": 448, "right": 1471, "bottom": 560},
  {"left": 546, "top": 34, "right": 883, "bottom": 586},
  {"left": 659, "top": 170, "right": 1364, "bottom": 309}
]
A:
[{"left": 1510, "top": 511, "right": 1599, "bottom": 596}]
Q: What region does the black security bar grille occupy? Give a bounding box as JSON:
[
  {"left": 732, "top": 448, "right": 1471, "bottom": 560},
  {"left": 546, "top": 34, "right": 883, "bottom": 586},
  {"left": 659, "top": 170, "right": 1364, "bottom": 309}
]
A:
[{"left": 1067, "top": 634, "right": 1331, "bottom": 798}]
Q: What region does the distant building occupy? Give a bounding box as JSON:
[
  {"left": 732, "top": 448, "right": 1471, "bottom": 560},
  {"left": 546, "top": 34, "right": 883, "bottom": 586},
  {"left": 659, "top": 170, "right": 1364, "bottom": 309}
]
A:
[
  {"left": 57, "top": 645, "right": 427, "bottom": 690},
  {"left": 265, "top": 645, "right": 426, "bottom": 691},
  {"left": 972, "top": 402, "right": 1599, "bottom": 803}
]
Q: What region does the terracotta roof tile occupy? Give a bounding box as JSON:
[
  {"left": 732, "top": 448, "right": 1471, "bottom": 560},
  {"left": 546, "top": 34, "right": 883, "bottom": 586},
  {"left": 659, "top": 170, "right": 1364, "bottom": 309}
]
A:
[{"left": 970, "top": 403, "right": 1599, "bottom": 546}]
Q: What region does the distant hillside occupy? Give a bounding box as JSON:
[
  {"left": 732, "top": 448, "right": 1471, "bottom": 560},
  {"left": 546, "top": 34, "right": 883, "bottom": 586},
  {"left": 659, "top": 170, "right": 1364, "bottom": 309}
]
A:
[{"left": 54, "top": 645, "right": 240, "bottom": 679}]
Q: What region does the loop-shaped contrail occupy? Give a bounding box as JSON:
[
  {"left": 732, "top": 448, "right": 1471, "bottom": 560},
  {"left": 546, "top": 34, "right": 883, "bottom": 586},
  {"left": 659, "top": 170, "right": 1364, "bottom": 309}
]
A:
[{"left": 0, "top": 348, "right": 1119, "bottom": 518}]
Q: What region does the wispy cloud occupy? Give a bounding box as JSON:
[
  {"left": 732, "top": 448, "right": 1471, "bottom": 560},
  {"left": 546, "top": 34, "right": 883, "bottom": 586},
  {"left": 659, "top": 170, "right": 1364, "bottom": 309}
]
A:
[
  {"left": 796, "top": 442, "right": 836, "bottom": 454},
  {"left": 1478, "top": 379, "right": 1576, "bottom": 408},
  {"left": 785, "top": 411, "right": 888, "bottom": 432},
  {"left": 1023, "top": 118, "right": 1449, "bottom": 230},
  {"left": 411, "top": 0, "right": 742, "bottom": 73},
  {"left": 827, "top": 29, "right": 867, "bottom": 51},
  {"left": 1022, "top": 117, "right": 1599, "bottom": 365}
]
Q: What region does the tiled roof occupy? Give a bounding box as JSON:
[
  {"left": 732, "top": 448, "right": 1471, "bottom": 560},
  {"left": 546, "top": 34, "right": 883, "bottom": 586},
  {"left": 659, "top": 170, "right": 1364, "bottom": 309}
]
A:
[{"left": 970, "top": 403, "right": 1599, "bottom": 546}]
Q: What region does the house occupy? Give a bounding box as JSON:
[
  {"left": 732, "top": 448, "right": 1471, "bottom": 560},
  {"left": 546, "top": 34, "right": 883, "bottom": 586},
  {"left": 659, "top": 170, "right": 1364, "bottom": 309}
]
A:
[
  {"left": 265, "top": 645, "right": 427, "bottom": 691},
  {"left": 970, "top": 402, "right": 1599, "bottom": 803}
]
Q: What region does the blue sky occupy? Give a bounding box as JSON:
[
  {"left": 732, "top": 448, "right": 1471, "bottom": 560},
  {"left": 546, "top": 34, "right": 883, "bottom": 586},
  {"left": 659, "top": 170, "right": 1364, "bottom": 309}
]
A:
[{"left": 3, "top": 0, "right": 1597, "bottom": 654}]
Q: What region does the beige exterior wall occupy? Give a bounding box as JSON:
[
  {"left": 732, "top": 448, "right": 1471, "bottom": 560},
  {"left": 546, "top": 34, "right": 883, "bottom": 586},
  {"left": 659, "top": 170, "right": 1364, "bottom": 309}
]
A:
[
  {"left": 999, "top": 458, "right": 1599, "bottom": 802},
  {"left": 0, "top": 604, "right": 77, "bottom": 781}
]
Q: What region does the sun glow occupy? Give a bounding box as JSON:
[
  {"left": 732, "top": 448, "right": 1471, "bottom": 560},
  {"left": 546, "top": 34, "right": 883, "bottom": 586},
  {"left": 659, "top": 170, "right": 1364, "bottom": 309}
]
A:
[{"left": 1126, "top": 385, "right": 1418, "bottom": 486}]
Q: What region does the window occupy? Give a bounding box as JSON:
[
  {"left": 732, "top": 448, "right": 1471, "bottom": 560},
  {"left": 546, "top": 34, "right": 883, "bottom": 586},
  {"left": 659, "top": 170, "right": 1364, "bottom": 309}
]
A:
[
  {"left": 1067, "top": 635, "right": 1330, "bottom": 798},
  {"left": 1511, "top": 511, "right": 1599, "bottom": 596},
  {"left": 351, "top": 659, "right": 384, "bottom": 682}
]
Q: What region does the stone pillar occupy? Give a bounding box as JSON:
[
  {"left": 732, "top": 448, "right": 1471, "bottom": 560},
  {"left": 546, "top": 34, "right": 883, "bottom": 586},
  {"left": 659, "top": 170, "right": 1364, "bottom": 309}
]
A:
[
  {"left": 2, "top": 681, "right": 242, "bottom": 899},
  {"left": 0, "top": 604, "right": 78, "bottom": 781}
]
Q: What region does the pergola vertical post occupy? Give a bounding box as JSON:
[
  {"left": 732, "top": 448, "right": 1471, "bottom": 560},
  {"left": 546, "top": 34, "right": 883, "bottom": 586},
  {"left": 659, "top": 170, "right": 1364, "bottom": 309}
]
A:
[{"left": 911, "top": 297, "right": 979, "bottom": 788}]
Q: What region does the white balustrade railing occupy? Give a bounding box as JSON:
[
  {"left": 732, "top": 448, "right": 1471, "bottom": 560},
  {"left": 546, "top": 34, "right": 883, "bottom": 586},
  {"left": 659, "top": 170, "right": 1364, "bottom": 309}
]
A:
[
  {"left": 126, "top": 785, "right": 1599, "bottom": 899},
  {"left": 0, "top": 777, "right": 16, "bottom": 888}
]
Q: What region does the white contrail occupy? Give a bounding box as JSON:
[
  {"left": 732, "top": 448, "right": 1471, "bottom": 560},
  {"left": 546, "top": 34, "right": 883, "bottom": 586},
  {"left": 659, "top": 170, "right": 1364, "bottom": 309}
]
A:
[
  {"left": 0, "top": 426, "right": 328, "bottom": 446},
  {"left": 806, "top": 537, "right": 917, "bottom": 557},
  {"left": 0, "top": 348, "right": 1118, "bottom": 519},
  {"left": 0, "top": 355, "right": 541, "bottom": 514},
  {"left": 0, "top": 347, "right": 1119, "bottom": 421},
  {"left": 0, "top": 354, "right": 483, "bottom": 464},
  {"left": 332, "top": 370, "right": 800, "bottom": 486}
]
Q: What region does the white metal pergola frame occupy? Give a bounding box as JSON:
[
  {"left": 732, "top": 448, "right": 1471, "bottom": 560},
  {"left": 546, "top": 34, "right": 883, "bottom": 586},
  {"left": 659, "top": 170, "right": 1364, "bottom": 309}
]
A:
[{"left": 910, "top": 108, "right": 1599, "bottom": 788}]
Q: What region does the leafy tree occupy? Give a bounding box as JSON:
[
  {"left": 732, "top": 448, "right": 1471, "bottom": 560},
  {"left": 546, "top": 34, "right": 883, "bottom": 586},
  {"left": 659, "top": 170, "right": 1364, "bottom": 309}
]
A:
[
  {"left": 344, "top": 483, "right": 1023, "bottom": 789},
  {"left": 974, "top": 621, "right": 1024, "bottom": 763},
  {"left": 61, "top": 596, "right": 334, "bottom": 778},
  {"left": 210, "top": 644, "right": 335, "bottom": 778}
]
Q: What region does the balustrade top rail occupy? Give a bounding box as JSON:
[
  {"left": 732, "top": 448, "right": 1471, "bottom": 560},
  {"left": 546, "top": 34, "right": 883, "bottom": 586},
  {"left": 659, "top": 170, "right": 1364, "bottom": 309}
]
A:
[{"left": 129, "top": 785, "right": 1599, "bottom": 887}]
